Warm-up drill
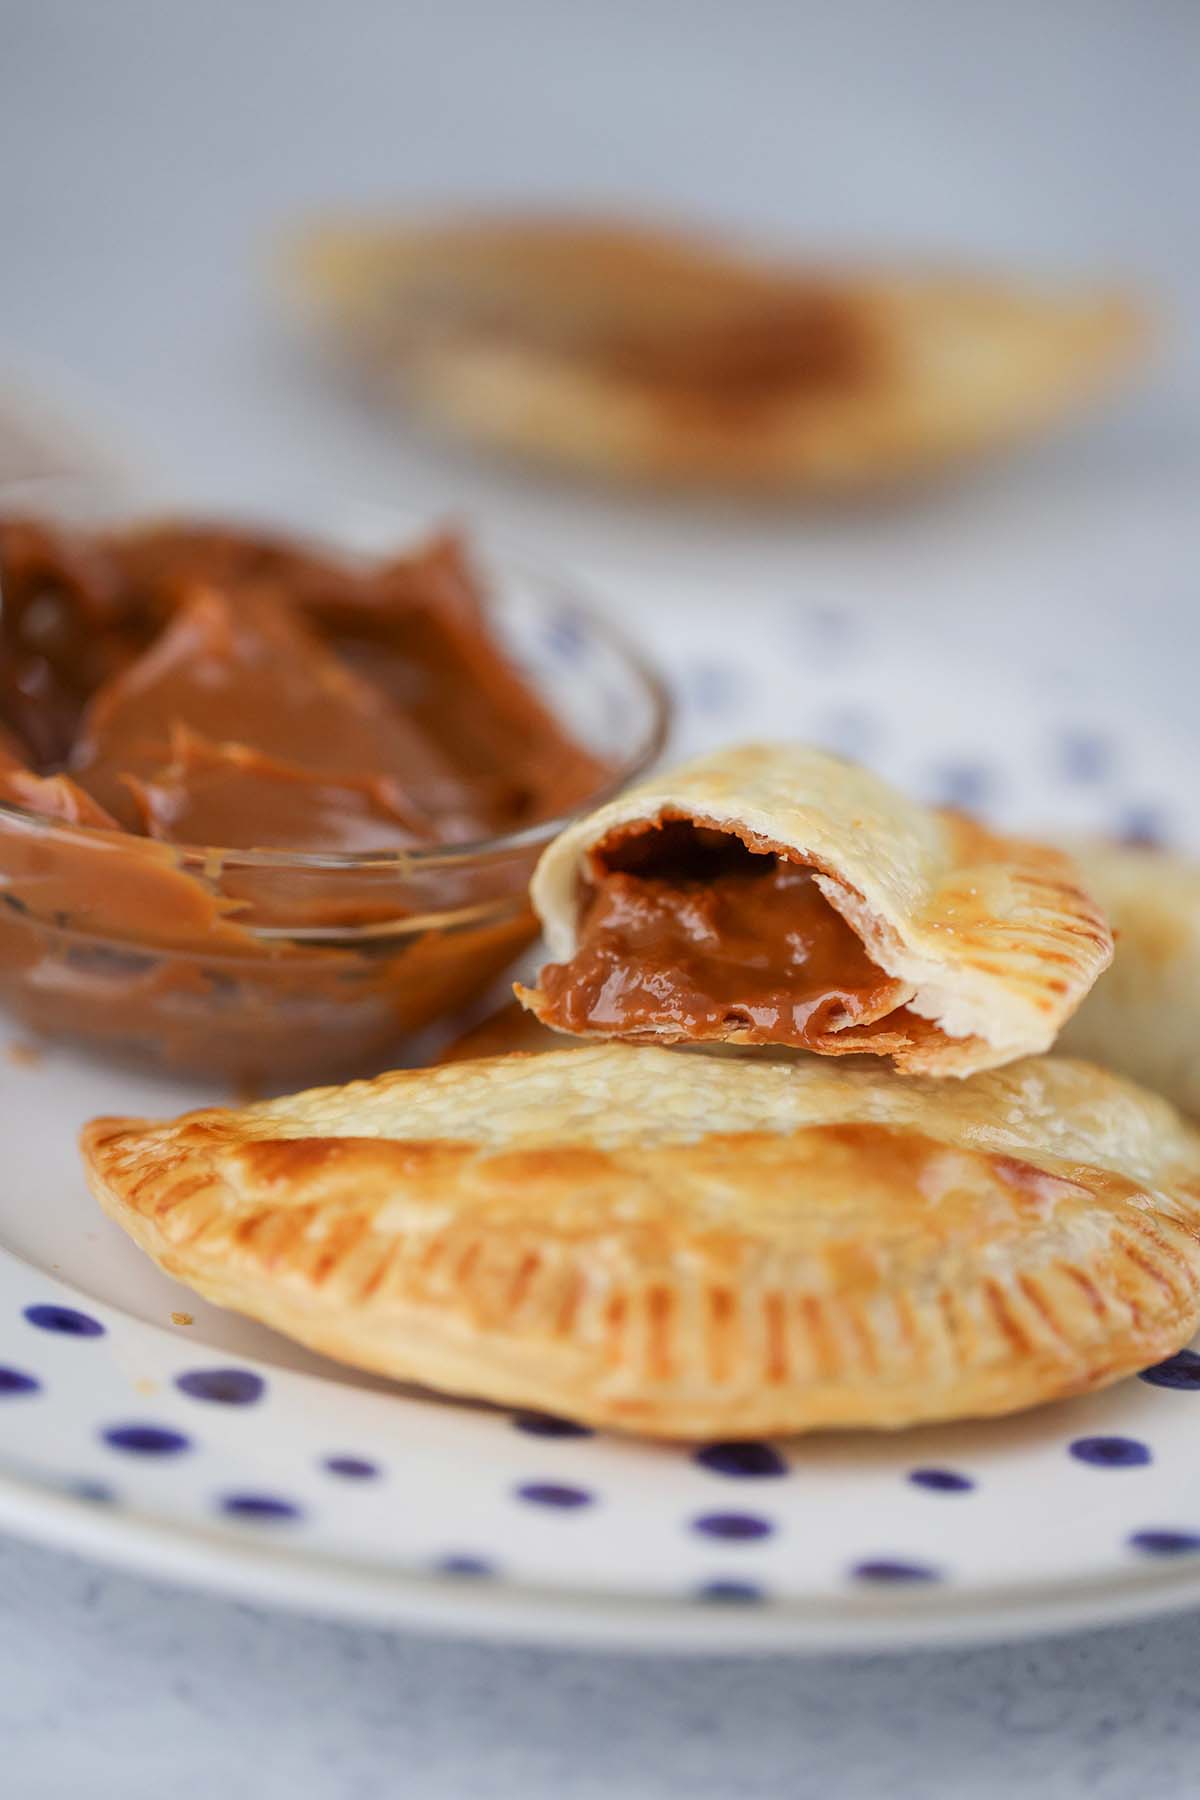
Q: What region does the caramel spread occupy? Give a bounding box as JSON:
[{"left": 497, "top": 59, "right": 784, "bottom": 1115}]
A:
[
  {"left": 534, "top": 820, "right": 910, "bottom": 1048},
  {"left": 0, "top": 519, "right": 600, "bottom": 850},
  {"left": 0, "top": 516, "right": 605, "bottom": 1080}
]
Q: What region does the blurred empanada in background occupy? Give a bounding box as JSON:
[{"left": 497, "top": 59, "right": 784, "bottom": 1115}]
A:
[
  {"left": 1060, "top": 842, "right": 1200, "bottom": 1119},
  {"left": 280, "top": 213, "right": 1146, "bottom": 495}
]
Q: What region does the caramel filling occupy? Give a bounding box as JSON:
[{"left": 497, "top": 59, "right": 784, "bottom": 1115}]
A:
[
  {"left": 0, "top": 518, "right": 608, "bottom": 1081},
  {"left": 534, "top": 820, "right": 911, "bottom": 1048},
  {"left": 0, "top": 518, "right": 604, "bottom": 854}
]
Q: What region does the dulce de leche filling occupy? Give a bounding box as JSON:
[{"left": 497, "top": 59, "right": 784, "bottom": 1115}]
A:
[
  {"left": 0, "top": 518, "right": 610, "bottom": 1081},
  {"left": 532, "top": 819, "right": 913, "bottom": 1049},
  {"left": 0, "top": 518, "right": 605, "bottom": 856}
]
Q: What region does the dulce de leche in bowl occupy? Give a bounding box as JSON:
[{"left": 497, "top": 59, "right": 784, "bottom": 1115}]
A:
[{"left": 0, "top": 494, "right": 668, "bottom": 1083}]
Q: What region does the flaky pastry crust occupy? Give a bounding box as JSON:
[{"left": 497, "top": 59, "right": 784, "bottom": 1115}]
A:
[
  {"left": 519, "top": 744, "right": 1113, "bottom": 1074},
  {"left": 83, "top": 1044, "right": 1200, "bottom": 1438},
  {"left": 1061, "top": 841, "right": 1200, "bottom": 1119}
]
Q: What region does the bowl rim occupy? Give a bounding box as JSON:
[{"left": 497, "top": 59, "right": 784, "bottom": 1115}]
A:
[{"left": 0, "top": 497, "right": 672, "bottom": 873}]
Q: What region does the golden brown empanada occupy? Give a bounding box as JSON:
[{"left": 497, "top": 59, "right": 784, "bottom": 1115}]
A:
[
  {"left": 82, "top": 1045, "right": 1200, "bottom": 1438},
  {"left": 282, "top": 213, "right": 1145, "bottom": 494},
  {"left": 517, "top": 744, "right": 1112, "bottom": 1075},
  {"left": 1060, "top": 842, "right": 1200, "bottom": 1118}
]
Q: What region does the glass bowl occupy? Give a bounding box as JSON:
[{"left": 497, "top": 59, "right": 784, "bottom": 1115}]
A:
[{"left": 0, "top": 480, "right": 670, "bottom": 1085}]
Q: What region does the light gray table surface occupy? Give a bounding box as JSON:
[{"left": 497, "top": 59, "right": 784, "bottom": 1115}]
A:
[
  {"left": 4, "top": 1531, "right": 1200, "bottom": 1800},
  {"left": 2, "top": 3, "right": 1200, "bottom": 1794}
]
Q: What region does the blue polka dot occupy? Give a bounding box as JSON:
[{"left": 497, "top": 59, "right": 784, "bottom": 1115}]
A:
[
  {"left": 0, "top": 1366, "right": 40, "bottom": 1397},
  {"left": 1116, "top": 805, "right": 1169, "bottom": 850},
  {"left": 1130, "top": 1530, "right": 1200, "bottom": 1557},
  {"left": 928, "top": 762, "right": 994, "bottom": 811},
  {"left": 515, "top": 1482, "right": 594, "bottom": 1511},
  {"left": 24, "top": 1303, "right": 105, "bottom": 1338},
  {"left": 438, "top": 1554, "right": 494, "bottom": 1579},
  {"left": 220, "top": 1493, "right": 302, "bottom": 1522},
  {"left": 692, "top": 1512, "right": 774, "bottom": 1542},
  {"left": 852, "top": 1559, "right": 940, "bottom": 1584},
  {"left": 323, "top": 1456, "right": 379, "bottom": 1480},
  {"left": 102, "top": 1424, "right": 190, "bottom": 1457},
  {"left": 1070, "top": 1435, "right": 1152, "bottom": 1469},
  {"left": 176, "top": 1368, "right": 264, "bottom": 1405},
  {"left": 1057, "top": 730, "right": 1114, "bottom": 784},
  {"left": 684, "top": 660, "right": 744, "bottom": 715},
  {"left": 71, "top": 1479, "right": 115, "bottom": 1505},
  {"left": 543, "top": 613, "right": 585, "bottom": 664},
  {"left": 1139, "top": 1350, "right": 1200, "bottom": 1391},
  {"left": 694, "top": 1442, "right": 787, "bottom": 1479},
  {"left": 697, "top": 1580, "right": 765, "bottom": 1604},
  {"left": 908, "top": 1467, "right": 975, "bottom": 1494},
  {"left": 512, "top": 1412, "right": 594, "bottom": 1439}
]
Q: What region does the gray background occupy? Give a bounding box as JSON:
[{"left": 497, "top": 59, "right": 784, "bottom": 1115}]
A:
[{"left": 2, "top": 2, "right": 1199, "bottom": 1794}]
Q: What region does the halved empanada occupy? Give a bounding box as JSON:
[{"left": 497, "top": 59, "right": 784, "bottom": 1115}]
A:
[
  {"left": 517, "top": 744, "right": 1112, "bottom": 1075},
  {"left": 83, "top": 1045, "right": 1200, "bottom": 1438},
  {"left": 282, "top": 213, "right": 1145, "bottom": 494},
  {"left": 1060, "top": 842, "right": 1200, "bottom": 1119}
]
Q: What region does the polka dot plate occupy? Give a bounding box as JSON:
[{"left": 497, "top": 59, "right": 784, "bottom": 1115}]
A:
[{"left": 1, "top": 564, "right": 1198, "bottom": 1653}]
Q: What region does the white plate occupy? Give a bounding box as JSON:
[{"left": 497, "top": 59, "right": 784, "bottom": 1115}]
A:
[{"left": 2, "top": 580, "right": 1199, "bottom": 1654}]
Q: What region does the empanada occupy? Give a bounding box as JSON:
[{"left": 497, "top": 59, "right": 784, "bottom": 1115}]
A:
[
  {"left": 517, "top": 744, "right": 1112, "bottom": 1075},
  {"left": 82, "top": 1045, "right": 1200, "bottom": 1438},
  {"left": 1060, "top": 842, "right": 1200, "bottom": 1119},
  {"left": 282, "top": 213, "right": 1145, "bottom": 494}
]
